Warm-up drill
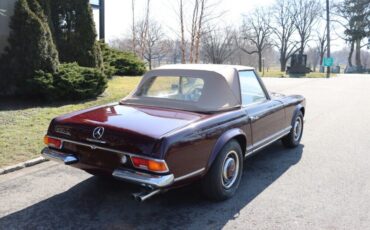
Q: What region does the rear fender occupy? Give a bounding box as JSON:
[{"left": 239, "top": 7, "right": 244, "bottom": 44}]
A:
[{"left": 206, "top": 128, "right": 247, "bottom": 170}]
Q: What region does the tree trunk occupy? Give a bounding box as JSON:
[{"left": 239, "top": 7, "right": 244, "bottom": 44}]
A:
[
  {"left": 348, "top": 41, "right": 354, "bottom": 67},
  {"left": 194, "top": 0, "right": 205, "bottom": 63},
  {"left": 189, "top": 0, "right": 199, "bottom": 63},
  {"left": 280, "top": 60, "right": 286, "bottom": 72},
  {"left": 319, "top": 53, "right": 324, "bottom": 67},
  {"left": 355, "top": 38, "right": 362, "bottom": 67},
  {"left": 280, "top": 50, "right": 286, "bottom": 72},
  {"left": 148, "top": 55, "right": 152, "bottom": 70},
  {"left": 131, "top": 0, "right": 136, "bottom": 54},
  {"left": 299, "top": 40, "right": 304, "bottom": 65},
  {"left": 179, "top": 0, "right": 186, "bottom": 64},
  {"left": 258, "top": 52, "right": 262, "bottom": 72}
]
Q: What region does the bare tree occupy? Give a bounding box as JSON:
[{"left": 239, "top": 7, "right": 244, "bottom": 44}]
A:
[
  {"left": 131, "top": 0, "right": 136, "bottom": 54},
  {"left": 173, "top": 0, "right": 222, "bottom": 63},
  {"left": 189, "top": 0, "right": 200, "bottom": 63},
  {"left": 194, "top": 0, "right": 206, "bottom": 63},
  {"left": 202, "top": 26, "right": 236, "bottom": 64},
  {"left": 137, "top": 0, "right": 151, "bottom": 59},
  {"left": 179, "top": 0, "right": 186, "bottom": 63},
  {"left": 292, "top": 0, "right": 322, "bottom": 58},
  {"left": 239, "top": 8, "right": 272, "bottom": 72},
  {"left": 188, "top": 0, "right": 222, "bottom": 63},
  {"left": 315, "top": 28, "right": 327, "bottom": 68},
  {"left": 271, "top": 0, "right": 299, "bottom": 71},
  {"left": 171, "top": 40, "right": 183, "bottom": 64},
  {"left": 136, "top": 20, "right": 169, "bottom": 70}
]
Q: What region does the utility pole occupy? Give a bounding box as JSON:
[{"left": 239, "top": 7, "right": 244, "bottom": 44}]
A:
[
  {"left": 99, "top": 0, "right": 105, "bottom": 41},
  {"left": 326, "top": 0, "right": 330, "bottom": 78}
]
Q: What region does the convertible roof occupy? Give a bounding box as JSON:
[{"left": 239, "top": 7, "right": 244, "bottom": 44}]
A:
[{"left": 121, "top": 64, "right": 255, "bottom": 113}]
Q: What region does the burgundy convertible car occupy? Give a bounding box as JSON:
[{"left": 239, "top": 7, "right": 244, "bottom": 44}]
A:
[{"left": 42, "top": 64, "right": 305, "bottom": 201}]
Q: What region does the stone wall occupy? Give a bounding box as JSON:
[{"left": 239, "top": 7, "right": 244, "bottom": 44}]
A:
[{"left": 0, "top": 0, "right": 16, "bottom": 55}]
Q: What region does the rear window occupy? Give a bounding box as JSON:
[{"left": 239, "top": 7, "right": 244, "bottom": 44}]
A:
[{"left": 136, "top": 76, "right": 205, "bottom": 102}]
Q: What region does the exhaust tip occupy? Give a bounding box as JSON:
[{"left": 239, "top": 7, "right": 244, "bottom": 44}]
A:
[
  {"left": 131, "top": 189, "right": 161, "bottom": 202},
  {"left": 132, "top": 193, "right": 144, "bottom": 202}
]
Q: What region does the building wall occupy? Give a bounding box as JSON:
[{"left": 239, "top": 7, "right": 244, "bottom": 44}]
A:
[{"left": 0, "top": 0, "right": 16, "bottom": 55}]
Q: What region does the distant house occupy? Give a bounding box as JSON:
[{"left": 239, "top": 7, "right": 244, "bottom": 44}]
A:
[{"left": 0, "top": 0, "right": 104, "bottom": 55}]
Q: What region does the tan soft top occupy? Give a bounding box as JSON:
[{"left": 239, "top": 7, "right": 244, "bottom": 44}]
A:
[{"left": 121, "top": 64, "right": 255, "bottom": 113}]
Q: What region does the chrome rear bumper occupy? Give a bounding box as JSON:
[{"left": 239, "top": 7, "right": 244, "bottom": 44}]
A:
[
  {"left": 112, "top": 169, "right": 174, "bottom": 188},
  {"left": 41, "top": 147, "right": 79, "bottom": 165},
  {"left": 41, "top": 147, "right": 174, "bottom": 188}
]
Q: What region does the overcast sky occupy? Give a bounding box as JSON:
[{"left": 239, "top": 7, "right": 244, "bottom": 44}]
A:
[{"left": 95, "top": 0, "right": 345, "bottom": 51}]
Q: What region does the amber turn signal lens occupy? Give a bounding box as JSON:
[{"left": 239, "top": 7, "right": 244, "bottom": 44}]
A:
[
  {"left": 148, "top": 160, "right": 168, "bottom": 172},
  {"left": 131, "top": 156, "right": 168, "bottom": 173},
  {"left": 44, "top": 136, "right": 62, "bottom": 149}
]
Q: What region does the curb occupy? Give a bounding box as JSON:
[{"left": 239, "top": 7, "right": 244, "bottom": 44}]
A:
[{"left": 0, "top": 157, "right": 49, "bottom": 175}]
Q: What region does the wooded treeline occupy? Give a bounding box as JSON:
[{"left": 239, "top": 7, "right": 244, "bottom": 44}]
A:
[{"left": 114, "top": 0, "right": 370, "bottom": 72}]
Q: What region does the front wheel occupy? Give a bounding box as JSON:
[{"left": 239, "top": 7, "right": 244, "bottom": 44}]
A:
[
  {"left": 282, "top": 111, "right": 304, "bottom": 148},
  {"left": 201, "top": 140, "right": 243, "bottom": 201}
]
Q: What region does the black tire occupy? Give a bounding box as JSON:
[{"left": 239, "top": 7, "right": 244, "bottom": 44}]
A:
[
  {"left": 282, "top": 111, "right": 304, "bottom": 148},
  {"left": 201, "top": 140, "right": 243, "bottom": 201}
]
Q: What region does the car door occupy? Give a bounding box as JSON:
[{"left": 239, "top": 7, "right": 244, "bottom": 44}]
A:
[{"left": 238, "top": 70, "right": 286, "bottom": 154}]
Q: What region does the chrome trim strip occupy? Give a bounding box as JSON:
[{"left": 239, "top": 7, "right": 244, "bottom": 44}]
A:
[
  {"left": 46, "top": 135, "right": 170, "bottom": 173},
  {"left": 112, "top": 169, "right": 174, "bottom": 188},
  {"left": 174, "top": 168, "right": 205, "bottom": 182},
  {"left": 245, "top": 126, "right": 291, "bottom": 157},
  {"left": 86, "top": 138, "right": 107, "bottom": 144}
]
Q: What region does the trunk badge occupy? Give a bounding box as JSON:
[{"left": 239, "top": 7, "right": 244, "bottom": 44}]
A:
[{"left": 93, "top": 127, "right": 104, "bottom": 139}]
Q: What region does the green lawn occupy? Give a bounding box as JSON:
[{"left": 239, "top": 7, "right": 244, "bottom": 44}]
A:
[{"left": 0, "top": 77, "right": 141, "bottom": 167}]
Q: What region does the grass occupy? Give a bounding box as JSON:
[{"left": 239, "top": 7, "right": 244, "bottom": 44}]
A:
[
  {"left": 258, "top": 71, "right": 337, "bottom": 78},
  {"left": 0, "top": 77, "right": 141, "bottom": 168}
]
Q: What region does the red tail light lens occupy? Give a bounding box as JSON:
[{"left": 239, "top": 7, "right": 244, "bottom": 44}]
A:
[
  {"left": 44, "top": 136, "right": 62, "bottom": 149},
  {"left": 131, "top": 156, "right": 168, "bottom": 173}
]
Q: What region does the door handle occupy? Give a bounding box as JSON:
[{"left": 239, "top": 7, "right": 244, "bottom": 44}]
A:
[{"left": 249, "top": 116, "right": 259, "bottom": 121}]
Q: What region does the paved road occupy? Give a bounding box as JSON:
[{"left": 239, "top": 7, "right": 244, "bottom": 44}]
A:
[{"left": 1, "top": 75, "right": 370, "bottom": 230}]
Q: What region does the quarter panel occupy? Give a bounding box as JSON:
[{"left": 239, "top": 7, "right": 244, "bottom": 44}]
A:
[{"left": 163, "top": 110, "right": 249, "bottom": 179}]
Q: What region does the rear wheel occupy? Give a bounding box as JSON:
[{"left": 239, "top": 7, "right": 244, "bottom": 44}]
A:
[
  {"left": 282, "top": 111, "right": 304, "bottom": 148},
  {"left": 201, "top": 140, "right": 243, "bottom": 201}
]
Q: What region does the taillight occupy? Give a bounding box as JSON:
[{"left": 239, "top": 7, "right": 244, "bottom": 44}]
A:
[
  {"left": 44, "top": 136, "right": 62, "bottom": 149},
  {"left": 131, "top": 156, "right": 168, "bottom": 173}
]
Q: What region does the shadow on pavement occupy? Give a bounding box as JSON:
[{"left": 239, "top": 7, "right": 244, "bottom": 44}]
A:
[{"left": 0, "top": 142, "right": 303, "bottom": 230}]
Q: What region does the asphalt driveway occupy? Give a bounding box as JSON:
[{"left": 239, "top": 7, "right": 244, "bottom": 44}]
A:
[{"left": 1, "top": 74, "right": 370, "bottom": 229}]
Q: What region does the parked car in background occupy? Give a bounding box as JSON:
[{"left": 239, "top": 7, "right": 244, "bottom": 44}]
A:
[{"left": 42, "top": 64, "right": 306, "bottom": 201}]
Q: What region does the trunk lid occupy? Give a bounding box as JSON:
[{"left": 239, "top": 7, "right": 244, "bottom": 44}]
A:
[{"left": 48, "top": 103, "right": 205, "bottom": 157}]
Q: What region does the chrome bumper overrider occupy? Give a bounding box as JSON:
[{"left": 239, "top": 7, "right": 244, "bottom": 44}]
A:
[
  {"left": 41, "top": 147, "right": 79, "bottom": 165},
  {"left": 112, "top": 169, "right": 174, "bottom": 188}
]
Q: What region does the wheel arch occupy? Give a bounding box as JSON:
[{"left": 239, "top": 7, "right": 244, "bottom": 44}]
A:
[
  {"left": 291, "top": 104, "right": 305, "bottom": 126},
  {"left": 206, "top": 128, "right": 247, "bottom": 170}
]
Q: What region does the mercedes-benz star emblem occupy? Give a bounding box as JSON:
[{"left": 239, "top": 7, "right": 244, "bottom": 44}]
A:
[{"left": 93, "top": 127, "right": 104, "bottom": 139}]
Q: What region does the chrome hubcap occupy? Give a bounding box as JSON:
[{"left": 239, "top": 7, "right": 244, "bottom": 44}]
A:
[
  {"left": 221, "top": 150, "right": 239, "bottom": 189},
  {"left": 293, "top": 116, "right": 303, "bottom": 141}
]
